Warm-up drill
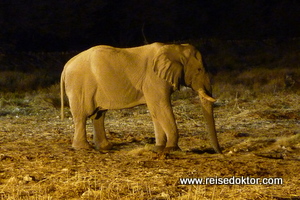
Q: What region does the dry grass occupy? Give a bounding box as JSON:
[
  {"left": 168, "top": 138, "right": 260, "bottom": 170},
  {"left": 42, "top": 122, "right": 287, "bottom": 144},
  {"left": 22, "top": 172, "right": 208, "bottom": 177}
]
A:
[
  {"left": 0, "top": 87, "right": 299, "bottom": 199},
  {"left": 213, "top": 66, "right": 300, "bottom": 100},
  {"left": 1, "top": 39, "right": 300, "bottom": 199}
]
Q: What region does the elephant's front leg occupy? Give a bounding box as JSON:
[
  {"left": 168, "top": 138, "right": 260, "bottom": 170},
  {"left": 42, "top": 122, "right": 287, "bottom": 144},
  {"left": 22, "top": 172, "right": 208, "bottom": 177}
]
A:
[
  {"left": 152, "top": 118, "right": 167, "bottom": 152},
  {"left": 92, "top": 111, "right": 113, "bottom": 150},
  {"left": 148, "top": 103, "right": 180, "bottom": 152}
]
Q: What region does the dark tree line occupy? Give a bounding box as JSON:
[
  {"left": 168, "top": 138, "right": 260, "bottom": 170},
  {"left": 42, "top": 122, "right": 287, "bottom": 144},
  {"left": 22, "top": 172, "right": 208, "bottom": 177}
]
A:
[{"left": 1, "top": 0, "right": 299, "bottom": 52}]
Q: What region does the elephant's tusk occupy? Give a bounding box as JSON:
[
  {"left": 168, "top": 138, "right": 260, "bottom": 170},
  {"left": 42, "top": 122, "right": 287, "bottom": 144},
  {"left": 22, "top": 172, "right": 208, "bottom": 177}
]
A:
[{"left": 198, "top": 89, "right": 216, "bottom": 102}]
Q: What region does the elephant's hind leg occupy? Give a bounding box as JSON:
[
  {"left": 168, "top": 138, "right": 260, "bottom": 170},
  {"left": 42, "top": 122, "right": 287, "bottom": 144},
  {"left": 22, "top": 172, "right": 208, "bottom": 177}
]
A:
[
  {"left": 92, "top": 111, "right": 113, "bottom": 150},
  {"left": 72, "top": 117, "right": 92, "bottom": 149}
]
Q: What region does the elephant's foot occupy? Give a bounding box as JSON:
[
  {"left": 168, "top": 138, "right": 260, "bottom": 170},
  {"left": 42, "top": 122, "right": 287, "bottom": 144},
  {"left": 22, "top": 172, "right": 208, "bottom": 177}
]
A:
[
  {"left": 72, "top": 141, "right": 93, "bottom": 150},
  {"left": 152, "top": 145, "right": 165, "bottom": 153},
  {"left": 163, "top": 146, "right": 182, "bottom": 153},
  {"left": 94, "top": 141, "right": 113, "bottom": 151},
  {"left": 152, "top": 145, "right": 181, "bottom": 153}
]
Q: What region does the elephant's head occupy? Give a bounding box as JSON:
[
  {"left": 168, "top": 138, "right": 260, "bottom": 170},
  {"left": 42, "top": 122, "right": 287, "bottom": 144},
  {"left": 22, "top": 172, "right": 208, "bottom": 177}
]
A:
[{"left": 153, "top": 44, "right": 222, "bottom": 153}]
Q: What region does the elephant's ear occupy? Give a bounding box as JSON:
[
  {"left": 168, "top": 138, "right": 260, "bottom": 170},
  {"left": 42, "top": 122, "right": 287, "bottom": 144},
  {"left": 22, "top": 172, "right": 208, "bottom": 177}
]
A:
[{"left": 152, "top": 45, "right": 184, "bottom": 90}]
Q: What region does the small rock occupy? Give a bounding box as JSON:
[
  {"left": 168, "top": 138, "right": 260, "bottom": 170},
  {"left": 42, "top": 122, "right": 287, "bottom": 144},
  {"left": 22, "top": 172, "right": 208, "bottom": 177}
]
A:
[
  {"left": 61, "top": 168, "right": 69, "bottom": 172},
  {"left": 23, "top": 175, "right": 35, "bottom": 182},
  {"left": 159, "top": 192, "right": 170, "bottom": 198},
  {"left": 81, "top": 189, "right": 101, "bottom": 199},
  {"left": 7, "top": 177, "right": 18, "bottom": 184}
]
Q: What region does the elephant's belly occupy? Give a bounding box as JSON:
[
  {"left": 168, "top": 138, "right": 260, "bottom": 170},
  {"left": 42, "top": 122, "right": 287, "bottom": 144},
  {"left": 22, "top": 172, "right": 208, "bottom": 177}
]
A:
[{"left": 95, "top": 92, "right": 146, "bottom": 110}]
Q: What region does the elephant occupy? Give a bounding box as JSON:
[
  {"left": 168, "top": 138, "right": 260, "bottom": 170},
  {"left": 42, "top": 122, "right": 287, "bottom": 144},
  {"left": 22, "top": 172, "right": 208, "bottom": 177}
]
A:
[{"left": 60, "top": 42, "right": 222, "bottom": 153}]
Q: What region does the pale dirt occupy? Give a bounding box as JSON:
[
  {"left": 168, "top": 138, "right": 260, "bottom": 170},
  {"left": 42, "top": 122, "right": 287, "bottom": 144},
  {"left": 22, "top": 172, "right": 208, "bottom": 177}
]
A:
[{"left": 0, "top": 91, "right": 299, "bottom": 199}]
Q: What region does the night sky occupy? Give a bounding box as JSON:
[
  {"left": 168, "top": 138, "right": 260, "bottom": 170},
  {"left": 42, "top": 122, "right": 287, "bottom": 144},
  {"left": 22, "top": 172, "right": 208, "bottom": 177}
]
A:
[{"left": 1, "top": 0, "right": 300, "bottom": 52}]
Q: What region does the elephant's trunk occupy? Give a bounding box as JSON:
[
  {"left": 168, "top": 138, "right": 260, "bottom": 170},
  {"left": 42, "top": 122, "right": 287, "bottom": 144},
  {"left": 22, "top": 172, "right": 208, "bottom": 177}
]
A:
[{"left": 198, "top": 89, "right": 222, "bottom": 153}]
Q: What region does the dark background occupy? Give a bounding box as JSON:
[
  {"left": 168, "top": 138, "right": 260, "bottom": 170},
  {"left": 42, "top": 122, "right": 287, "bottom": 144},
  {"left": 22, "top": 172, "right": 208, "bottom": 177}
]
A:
[{"left": 1, "top": 0, "right": 300, "bottom": 52}]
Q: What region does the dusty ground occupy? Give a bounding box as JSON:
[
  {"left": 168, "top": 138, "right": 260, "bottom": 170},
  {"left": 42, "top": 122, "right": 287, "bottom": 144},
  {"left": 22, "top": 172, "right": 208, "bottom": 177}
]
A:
[{"left": 0, "top": 90, "right": 299, "bottom": 199}]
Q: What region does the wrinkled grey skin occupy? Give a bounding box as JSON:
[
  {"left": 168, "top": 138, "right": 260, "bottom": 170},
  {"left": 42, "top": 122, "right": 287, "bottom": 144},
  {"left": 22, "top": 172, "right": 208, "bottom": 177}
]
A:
[{"left": 61, "top": 42, "right": 222, "bottom": 153}]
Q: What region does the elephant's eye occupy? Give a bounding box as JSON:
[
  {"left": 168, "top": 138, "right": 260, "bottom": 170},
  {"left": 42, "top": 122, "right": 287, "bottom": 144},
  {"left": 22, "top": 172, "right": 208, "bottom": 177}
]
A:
[{"left": 197, "top": 68, "right": 202, "bottom": 72}]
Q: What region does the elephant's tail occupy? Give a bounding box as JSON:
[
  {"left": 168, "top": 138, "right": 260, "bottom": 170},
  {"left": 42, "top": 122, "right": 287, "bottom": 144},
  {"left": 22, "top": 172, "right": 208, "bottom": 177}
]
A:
[{"left": 60, "top": 71, "right": 65, "bottom": 120}]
